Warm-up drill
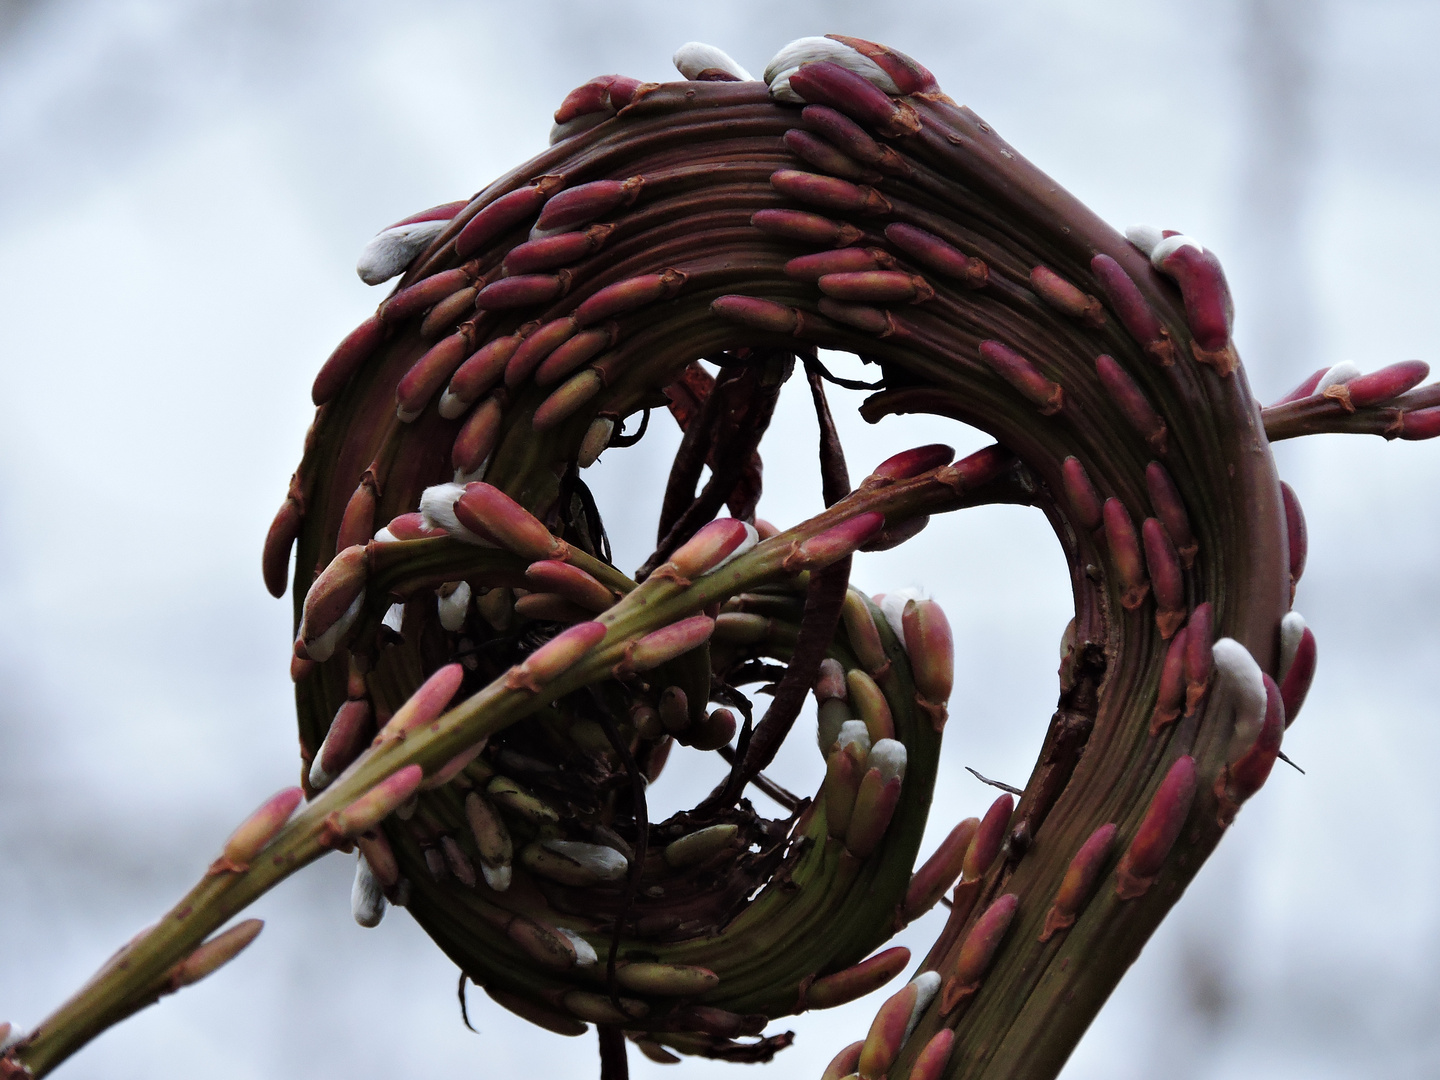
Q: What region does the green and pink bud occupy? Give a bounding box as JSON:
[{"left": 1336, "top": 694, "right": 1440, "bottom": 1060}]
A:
[
  {"left": 212, "top": 787, "right": 303, "bottom": 874},
  {"left": 506, "top": 620, "right": 608, "bottom": 692},
  {"left": 942, "top": 893, "right": 1019, "bottom": 1008},
  {"left": 1115, "top": 755, "right": 1196, "bottom": 899},
  {"left": 903, "top": 598, "right": 954, "bottom": 726},
  {"left": 846, "top": 738, "right": 907, "bottom": 857},
  {"left": 806, "top": 946, "right": 911, "bottom": 1010},
  {"left": 296, "top": 545, "right": 369, "bottom": 662},
  {"left": 1040, "top": 823, "right": 1116, "bottom": 941},
  {"left": 903, "top": 817, "right": 980, "bottom": 922},
  {"left": 963, "top": 794, "right": 1014, "bottom": 881},
  {"left": 454, "top": 482, "right": 567, "bottom": 561}
]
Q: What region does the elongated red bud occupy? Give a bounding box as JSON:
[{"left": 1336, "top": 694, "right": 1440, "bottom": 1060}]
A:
[
  {"left": 817, "top": 297, "right": 900, "bottom": 336},
  {"left": 1216, "top": 673, "right": 1284, "bottom": 824},
  {"left": 770, "top": 168, "right": 891, "bottom": 215},
  {"left": 312, "top": 314, "right": 383, "bottom": 405},
  {"left": 1116, "top": 755, "right": 1196, "bottom": 899},
  {"left": 1061, "top": 456, "right": 1103, "bottom": 531},
  {"left": 454, "top": 183, "right": 554, "bottom": 258},
  {"left": 819, "top": 270, "right": 934, "bottom": 304},
  {"left": 807, "top": 946, "right": 910, "bottom": 1010},
  {"left": 532, "top": 178, "right": 641, "bottom": 237},
  {"left": 475, "top": 272, "right": 570, "bottom": 311},
  {"left": 397, "top": 331, "right": 472, "bottom": 421},
  {"left": 1102, "top": 498, "right": 1149, "bottom": 609},
  {"left": 1145, "top": 462, "right": 1197, "bottom": 567},
  {"left": 504, "top": 224, "right": 613, "bottom": 275},
  {"left": 169, "top": 920, "right": 264, "bottom": 990},
  {"left": 451, "top": 395, "right": 504, "bottom": 476},
  {"left": 380, "top": 266, "right": 473, "bottom": 322},
  {"left": 802, "top": 104, "right": 909, "bottom": 174},
  {"left": 1096, "top": 354, "right": 1167, "bottom": 453},
  {"left": 533, "top": 369, "right": 603, "bottom": 431},
  {"left": 455, "top": 482, "right": 565, "bottom": 560},
  {"left": 1279, "top": 481, "right": 1307, "bottom": 599},
  {"left": 331, "top": 765, "right": 424, "bottom": 840},
  {"left": 1152, "top": 239, "right": 1233, "bottom": 352},
  {"left": 846, "top": 741, "right": 906, "bottom": 856},
  {"left": 506, "top": 621, "right": 607, "bottom": 691},
  {"left": 856, "top": 979, "right": 920, "bottom": 1079},
  {"left": 824, "top": 722, "right": 870, "bottom": 836},
  {"left": 979, "top": 339, "right": 1064, "bottom": 415},
  {"left": 378, "top": 663, "right": 464, "bottom": 742},
  {"left": 815, "top": 657, "right": 848, "bottom": 702},
  {"left": 1030, "top": 265, "right": 1103, "bottom": 324},
  {"left": 536, "top": 325, "right": 614, "bottom": 386},
  {"left": 553, "top": 75, "right": 637, "bottom": 124},
  {"left": 786, "top": 512, "right": 886, "bottom": 571},
  {"left": 1040, "top": 823, "right": 1117, "bottom": 940},
  {"left": 1142, "top": 518, "right": 1185, "bottom": 637},
  {"left": 262, "top": 496, "right": 302, "bottom": 598},
  {"left": 910, "top": 1028, "right": 955, "bottom": 1080},
  {"left": 821, "top": 1041, "right": 864, "bottom": 1080},
  {"left": 943, "top": 893, "right": 1019, "bottom": 1008},
  {"left": 1345, "top": 359, "right": 1430, "bottom": 407},
  {"left": 418, "top": 285, "right": 477, "bottom": 339},
  {"left": 783, "top": 128, "right": 884, "bottom": 184},
  {"left": 825, "top": 34, "right": 938, "bottom": 95},
  {"left": 667, "top": 518, "right": 759, "bottom": 579},
  {"left": 1089, "top": 253, "right": 1172, "bottom": 364},
  {"left": 885, "top": 222, "right": 988, "bottom": 287},
  {"left": 1185, "top": 602, "right": 1214, "bottom": 715},
  {"left": 1150, "top": 627, "right": 1189, "bottom": 734},
  {"left": 904, "top": 598, "right": 953, "bottom": 726},
  {"left": 629, "top": 615, "right": 716, "bottom": 671},
  {"left": 1280, "top": 624, "right": 1316, "bottom": 726},
  {"left": 1272, "top": 365, "right": 1329, "bottom": 406},
  {"left": 787, "top": 60, "right": 920, "bottom": 138},
  {"left": 336, "top": 475, "right": 379, "bottom": 552},
  {"left": 212, "top": 788, "right": 303, "bottom": 874},
  {"left": 963, "top": 794, "right": 1014, "bottom": 880},
  {"left": 868, "top": 444, "right": 955, "bottom": 484},
  {"left": 524, "top": 560, "right": 613, "bottom": 612},
  {"left": 297, "top": 545, "right": 369, "bottom": 662},
  {"left": 444, "top": 328, "right": 529, "bottom": 414},
  {"left": 711, "top": 294, "right": 804, "bottom": 335},
  {"left": 574, "top": 268, "right": 686, "bottom": 325},
  {"left": 903, "top": 817, "right": 979, "bottom": 921},
  {"left": 310, "top": 699, "right": 374, "bottom": 789},
  {"left": 751, "top": 207, "right": 864, "bottom": 247},
  {"left": 787, "top": 247, "right": 893, "bottom": 280},
  {"left": 504, "top": 316, "right": 575, "bottom": 388},
  {"left": 1400, "top": 405, "right": 1440, "bottom": 439}
]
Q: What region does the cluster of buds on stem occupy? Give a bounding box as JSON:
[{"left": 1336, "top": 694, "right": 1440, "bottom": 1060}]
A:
[{"left": 9, "top": 31, "right": 1437, "bottom": 1080}]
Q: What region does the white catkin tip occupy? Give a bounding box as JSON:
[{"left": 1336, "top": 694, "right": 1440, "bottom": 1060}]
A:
[
  {"left": 351, "top": 854, "right": 387, "bottom": 928},
  {"left": 578, "top": 417, "right": 614, "bottom": 469},
  {"left": 381, "top": 602, "right": 405, "bottom": 635},
  {"left": 673, "top": 41, "right": 754, "bottom": 81},
  {"left": 836, "top": 718, "right": 872, "bottom": 756},
  {"left": 868, "top": 739, "right": 908, "bottom": 784},
  {"left": 709, "top": 521, "right": 760, "bottom": 572},
  {"left": 1279, "top": 611, "right": 1306, "bottom": 681},
  {"left": 541, "top": 840, "right": 629, "bottom": 881},
  {"left": 419, "top": 482, "right": 488, "bottom": 544},
  {"left": 453, "top": 455, "right": 491, "bottom": 486},
  {"left": 356, "top": 219, "right": 448, "bottom": 285},
  {"left": 396, "top": 404, "right": 423, "bottom": 424},
  {"left": 1124, "top": 224, "right": 1164, "bottom": 256},
  {"left": 764, "top": 36, "right": 899, "bottom": 95},
  {"left": 1150, "top": 233, "right": 1204, "bottom": 267},
  {"left": 307, "top": 754, "right": 332, "bottom": 791},
  {"left": 558, "top": 928, "right": 598, "bottom": 967},
  {"left": 438, "top": 581, "right": 472, "bottom": 632},
  {"left": 1317, "top": 361, "right": 1361, "bottom": 392},
  {"left": 879, "top": 587, "right": 923, "bottom": 648},
  {"left": 306, "top": 590, "right": 365, "bottom": 663},
  {"left": 1212, "top": 637, "right": 1267, "bottom": 741},
  {"left": 0, "top": 1026, "right": 26, "bottom": 1053},
  {"left": 437, "top": 389, "right": 469, "bottom": 420},
  {"left": 373, "top": 527, "right": 398, "bottom": 544},
  {"left": 481, "top": 862, "right": 512, "bottom": 892},
  {"left": 905, "top": 971, "right": 943, "bottom": 1043}
]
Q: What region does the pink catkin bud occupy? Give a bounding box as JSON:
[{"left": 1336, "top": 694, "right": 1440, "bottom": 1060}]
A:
[
  {"left": 503, "top": 225, "right": 613, "bottom": 275},
  {"left": 818, "top": 270, "right": 934, "bottom": 304},
  {"left": 885, "top": 222, "right": 988, "bottom": 288},
  {"left": 1400, "top": 405, "right": 1440, "bottom": 440},
  {"left": 1096, "top": 354, "right": 1167, "bottom": 454},
  {"left": 711, "top": 294, "right": 803, "bottom": 335},
  {"left": 455, "top": 483, "right": 565, "bottom": 561},
  {"left": 904, "top": 598, "right": 954, "bottom": 728},
  {"left": 314, "top": 698, "right": 373, "bottom": 783},
  {"left": 1102, "top": 498, "right": 1149, "bottom": 609},
  {"left": 1061, "top": 456, "right": 1103, "bottom": 531},
  {"left": 574, "top": 269, "right": 685, "bottom": 326},
  {"left": 312, "top": 314, "right": 383, "bottom": 405},
  {"left": 788, "top": 60, "right": 921, "bottom": 138},
  {"left": 535, "top": 325, "right": 614, "bottom": 386},
  {"left": 213, "top": 788, "right": 303, "bottom": 873},
  {"left": 904, "top": 817, "right": 979, "bottom": 921},
  {"left": 629, "top": 615, "right": 716, "bottom": 671},
  {"left": 504, "top": 317, "right": 576, "bottom": 387},
  {"left": 1279, "top": 625, "right": 1316, "bottom": 727},
  {"left": 963, "top": 794, "right": 1014, "bottom": 880},
  {"left": 524, "top": 560, "right": 613, "bottom": 612},
  {"left": 262, "top": 497, "right": 302, "bottom": 598},
  {"left": 336, "top": 476, "right": 379, "bottom": 552},
  {"left": 1150, "top": 627, "right": 1189, "bottom": 734},
  {"left": 979, "top": 339, "right": 1064, "bottom": 415},
  {"left": 1145, "top": 462, "right": 1197, "bottom": 567},
  {"left": 770, "top": 168, "right": 891, "bottom": 216},
  {"left": 1089, "top": 253, "right": 1169, "bottom": 363},
  {"left": 807, "top": 946, "right": 911, "bottom": 1010},
  {"left": 380, "top": 266, "right": 473, "bottom": 322},
  {"left": 1040, "top": 824, "right": 1116, "bottom": 941},
  {"left": 786, "top": 246, "right": 894, "bottom": 279},
  {"left": 397, "top": 331, "right": 471, "bottom": 419},
  {"left": 418, "top": 285, "right": 478, "bottom": 338},
  {"left": 751, "top": 207, "right": 863, "bottom": 247},
  {"left": 506, "top": 621, "right": 608, "bottom": 692},
  {"left": 825, "top": 34, "right": 938, "bottom": 95},
  {"left": 910, "top": 1028, "right": 956, "bottom": 1080},
  {"left": 817, "top": 297, "right": 898, "bottom": 336},
  {"left": 297, "top": 545, "right": 368, "bottom": 655},
  {"left": 169, "top": 920, "right": 264, "bottom": 990},
  {"left": 815, "top": 657, "right": 848, "bottom": 702},
  {"left": 454, "top": 184, "right": 555, "bottom": 259},
  {"left": 846, "top": 669, "right": 895, "bottom": 743},
  {"left": 532, "top": 178, "right": 641, "bottom": 236},
  {"left": 1030, "top": 265, "right": 1103, "bottom": 324},
  {"left": 823, "top": 738, "right": 867, "bottom": 837},
  {"left": 533, "top": 370, "right": 603, "bottom": 431},
  {"left": 667, "top": 518, "right": 757, "bottom": 579},
  {"left": 475, "top": 272, "right": 570, "bottom": 311},
  {"left": 1142, "top": 518, "right": 1185, "bottom": 638},
  {"left": 846, "top": 766, "right": 903, "bottom": 857},
  {"left": 783, "top": 127, "right": 884, "bottom": 183},
  {"left": 451, "top": 395, "right": 504, "bottom": 475},
  {"left": 1184, "top": 602, "right": 1214, "bottom": 715},
  {"left": 1345, "top": 359, "right": 1430, "bottom": 407},
  {"left": 331, "top": 765, "right": 425, "bottom": 840},
  {"left": 868, "top": 443, "right": 955, "bottom": 483},
  {"left": 378, "top": 664, "right": 464, "bottom": 742},
  {"left": 1215, "top": 673, "right": 1284, "bottom": 824},
  {"left": 1153, "top": 244, "right": 1233, "bottom": 352},
  {"left": 821, "top": 1041, "right": 864, "bottom": 1080},
  {"left": 1279, "top": 481, "right": 1307, "bottom": 599},
  {"left": 802, "top": 104, "right": 906, "bottom": 172},
  {"left": 1115, "top": 755, "right": 1197, "bottom": 899},
  {"left": 944, "top": 893, "right": 1019, "bottom": 1007},
  {"left": 857, "top": 981, "right": 919, "bottom": 1079},
  {"left": 447, "top": 329, "right": 528, "bottom": 408},
  {"left": 787, "top": 512, "right": 887, "bottom": 571}
]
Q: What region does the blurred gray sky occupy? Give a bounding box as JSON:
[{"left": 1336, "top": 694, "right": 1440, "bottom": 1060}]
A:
[{"left": 1, "top": 1, "right": 1437, "bottom": 1077}]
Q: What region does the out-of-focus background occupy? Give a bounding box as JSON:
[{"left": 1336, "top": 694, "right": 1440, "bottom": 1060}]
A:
[{"left": 1, "top": 1, "right": 1437, "bottom": 1077}]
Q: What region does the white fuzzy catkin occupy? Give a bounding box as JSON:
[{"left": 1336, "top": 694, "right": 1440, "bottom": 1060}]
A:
[
  {"left": 1279, "top": 611, "right": 1306, "bottom": 681},
  {"left": 764, "top": 36, "right": 899, "bottom": 103},
  {"left": 904, "top": 971, "right": 943, "bottom": 1044},
  {"left": 879, "top": 587, "right": 924, "bottom": 647},
  {"left": 558, "top": 927, "right": 598, "bottom": 967},
  {"left": 1212, "top": 637, "right": 1268, "bottom": 746},
  {"left": 868, "top": 738, "right": 908, "bottom": 784},
  {"left": 1150, "top": 233, "right": 1204, "bottom": 267},
  {"left": 356, "top": 219, "right": 448, "bottom": 285},
  {"left": 305, "top": 590, "right": 365, "bottom": 663},
  {"left": 351, "top": 854, "right": 387, "bottom": 928},
  {"left": 381, "top": 602, "right": 405, "bottom": 636},
  {"left": 419, "top": 483, "right": 488, "bottom": 544},
  {"left": 438, "top": 581, "right": 472, "bottom": 632},
  {"left": 1317, "top": 361, "right": 1361, "bottom": 392},
  {"left": 1124, "top": 224, "right": 1164, "bottom": 256},
  {"left": 673, "top": 42, "right": 754, "bottom": 81},
  {"left": 836, "top": 719, "right": 872, "bottom": 756},
  {"left": 540, "top": 840, "right": 629, "bottom": 882}
]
